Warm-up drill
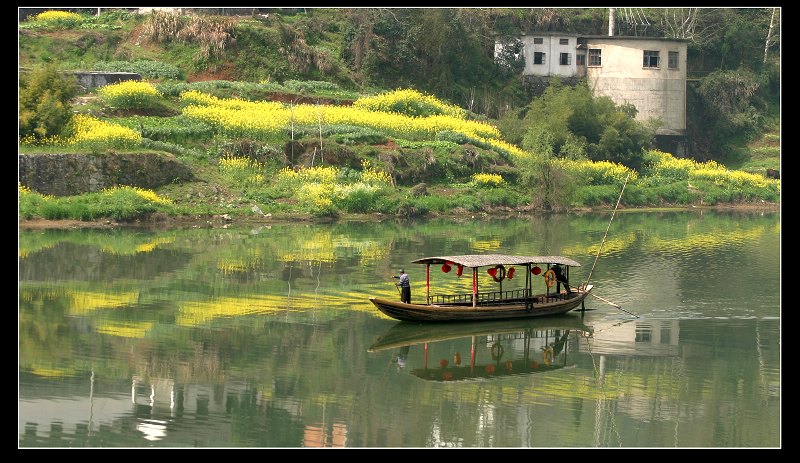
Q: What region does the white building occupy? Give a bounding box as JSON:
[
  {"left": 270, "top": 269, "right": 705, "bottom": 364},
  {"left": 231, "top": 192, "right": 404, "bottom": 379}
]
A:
[{"left": 506, "top": 33, "right": 689, "bottom": 142}]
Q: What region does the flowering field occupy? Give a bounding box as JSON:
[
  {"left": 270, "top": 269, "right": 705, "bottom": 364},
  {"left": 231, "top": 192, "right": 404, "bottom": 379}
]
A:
[{"left": 18, "top": 77, "right": 779, "bottom": 220}]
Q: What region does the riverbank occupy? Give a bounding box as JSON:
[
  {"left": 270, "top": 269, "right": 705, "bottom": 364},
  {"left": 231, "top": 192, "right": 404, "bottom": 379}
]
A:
[{"left": 18, "top": 201, "right": 780, "bottom": 231}]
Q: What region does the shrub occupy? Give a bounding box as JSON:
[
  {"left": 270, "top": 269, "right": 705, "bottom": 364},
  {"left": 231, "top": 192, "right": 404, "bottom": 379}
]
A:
[
  {"left": 26, "top": 10, "right": 85, "bottom": 29},
  {"left": 98, "top": 80, "right": 164, "bottom": 110},
  {"left": 471, "top": 173, "right": 505, "bottom": 187},
  {"left": 19, "top": 65, "right": 79, "bottom": 141}
]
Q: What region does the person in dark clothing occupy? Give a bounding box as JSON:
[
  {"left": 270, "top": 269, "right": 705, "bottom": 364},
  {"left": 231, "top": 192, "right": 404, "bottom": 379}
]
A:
[
  {"left": 552, "top": 264, "right": 572, "bottom": 294},
  {"left": 393, "top": 268, "right": 411, "bottom": 303}
]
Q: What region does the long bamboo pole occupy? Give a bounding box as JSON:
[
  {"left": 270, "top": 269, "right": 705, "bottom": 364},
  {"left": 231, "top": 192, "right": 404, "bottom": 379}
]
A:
[{"left": 585, "top": 173, "right": 629, "bottom": 286}]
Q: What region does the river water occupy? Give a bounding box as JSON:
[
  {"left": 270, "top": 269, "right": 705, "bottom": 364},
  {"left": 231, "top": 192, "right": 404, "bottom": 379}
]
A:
[{"left": 18, "top": 209, "right": 781, "bottom": 448}]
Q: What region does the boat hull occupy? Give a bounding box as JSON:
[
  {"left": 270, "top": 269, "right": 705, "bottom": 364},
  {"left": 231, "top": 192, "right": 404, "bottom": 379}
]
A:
[{"left": 369, "top": 285, "right": 592, "bottom": 322}]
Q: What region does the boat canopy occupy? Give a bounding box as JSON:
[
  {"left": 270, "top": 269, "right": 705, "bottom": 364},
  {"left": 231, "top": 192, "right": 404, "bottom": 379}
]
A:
[{"left": 410, "top": 254, "right": 582, "bottom": 268}]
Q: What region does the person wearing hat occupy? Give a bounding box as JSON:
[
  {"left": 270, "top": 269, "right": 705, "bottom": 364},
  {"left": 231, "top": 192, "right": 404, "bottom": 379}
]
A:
[{"left": 393, "top": 268, "right": 411, "bottom": 303}]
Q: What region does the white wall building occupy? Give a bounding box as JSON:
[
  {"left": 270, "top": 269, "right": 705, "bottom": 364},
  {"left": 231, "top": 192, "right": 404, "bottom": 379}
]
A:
[{"left": 511, "top": 33, "right": 689, "bottom": 138}]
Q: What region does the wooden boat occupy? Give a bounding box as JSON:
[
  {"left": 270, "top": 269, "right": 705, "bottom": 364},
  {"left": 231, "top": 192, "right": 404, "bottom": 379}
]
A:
[
  {"left": 368, "top": 315, "right": 591, "bottom": 382},
  {"left": 370, "top": 254, "right": 593, "bottom": 322}
]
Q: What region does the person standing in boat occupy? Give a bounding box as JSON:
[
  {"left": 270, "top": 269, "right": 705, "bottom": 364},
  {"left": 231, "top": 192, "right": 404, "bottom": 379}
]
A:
[
  {"left": 552, "top": 264, "right": 572, "bottom": 294},
  {"left": 393, "top": 268, "right": 411, "bottom": 303}
]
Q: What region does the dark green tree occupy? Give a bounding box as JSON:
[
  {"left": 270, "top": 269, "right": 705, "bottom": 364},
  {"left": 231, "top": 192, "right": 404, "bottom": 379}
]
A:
[{"left": 689, "top": 68, "right": 765, "bottom": 163}]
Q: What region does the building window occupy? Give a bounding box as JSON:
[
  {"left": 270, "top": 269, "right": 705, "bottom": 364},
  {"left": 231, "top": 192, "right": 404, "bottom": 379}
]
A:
[
  {"left": 643, "top": 50, "right": 660, "bottom": 68},
  {"left": 533, "top": 37, "right": 543, "bottom": 44},
  {"left": 588, "top": 48, "right": 601, "bottom": 66},
  {"left": 668, "top": 51, "right": 679, "bottom": 69},
  {"left": 559, "top": 38, "right": 569, "bottom": 45},
  {"left": 534, "top": 52, "right": 546, "bottom": 65},
  {"left": 635, "top": 327, "right": 652, "bottom": 343},
  {"left": 576, "top": 54, "right": 586, "bottom": 66},
  {"left": 560, "top": 52, "right": 571, "bottom": 65}
]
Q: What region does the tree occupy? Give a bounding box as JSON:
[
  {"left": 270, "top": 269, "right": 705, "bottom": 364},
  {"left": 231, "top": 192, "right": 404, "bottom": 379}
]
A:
[
  {"left": 690, "top": 69, "right": 765, "bottom": 162},
  {"left": 763, "top": 7, "right": 779, "bottom": 64},
  {"left": 19, "top": 64, "right": 79, "bottom": 141},
  {"left": 519, "top": 79, "right": 654, "bottom": 170}
]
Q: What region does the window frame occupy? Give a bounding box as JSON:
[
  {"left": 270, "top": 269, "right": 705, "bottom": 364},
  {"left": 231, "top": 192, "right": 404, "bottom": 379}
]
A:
[
  {"left": 534, "top": 51, "right": 546, "bottom": 65},
  {"left": 559, "top": 38, "right": 569, "bottom": 45},
  {"left": 533, "top": 37, "right": 543, "bottom": 44},
  {"left": 668, "top": 51, "right": 679, "bottom": 69},
  {"left": 588, "top": 48, "right": 601, "bottom": 66},
  {"left": 643, "top": 50, "right": 660, "bottom": 68},
  {"left": 576, "top": 53, "right": 586, "bottom": 66},
  {"left": 559, "top": 52, "right": 571, "bottom": 65}
]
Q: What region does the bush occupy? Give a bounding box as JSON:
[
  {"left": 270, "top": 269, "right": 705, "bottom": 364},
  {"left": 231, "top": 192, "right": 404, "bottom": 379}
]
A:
[
  {"left": 339, "top": 188, "right": 386, "bottom": 213},
  {"left": 19, "top": 186, "right": 173, "bottom": 222},
  {"left": 97, "top": 80, "right": 164, "bottom": 110},
  {"left": 19, "top": 65, "right": 79, "bottom": 141}
]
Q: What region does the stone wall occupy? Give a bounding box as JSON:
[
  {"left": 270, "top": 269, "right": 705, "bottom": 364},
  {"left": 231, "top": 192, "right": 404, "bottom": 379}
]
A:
[
  {"left": 73, "top": 71, "right": 141, "bottom": 91},
  {"left": 19, "top": 152, "right": 195, "bottom": 196}
]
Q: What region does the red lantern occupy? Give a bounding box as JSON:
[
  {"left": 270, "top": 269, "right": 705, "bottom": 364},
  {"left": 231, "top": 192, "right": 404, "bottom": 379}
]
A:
[
  {"left": 532, "top": 266, "right": 541, "bottom": 275},
  {"left": 507, "top": 267, "right": 515, "bottom": 279},
  {"left": 453, "top": 352, "right": 462, "bottom": 365},
  {"left": 439, "top": 359, "right": 449, "bottom": 368},
  {"left": 442, "top": 372, "right": 453, "bottom": 381},
  {"left": 485, "top": 364, "right": 496, "bottom": 374},
  {"left": 456, "top": 265, "right": 463, "bottom": 277},
  {"left": 442, "top": 263, "right": 451, "bottom": 273},
  {"left": 487, "top": 267, "right": 497, "bottom": 277},
  {"left": 530, "top": 360, "right": 539, "bottom": 369}
]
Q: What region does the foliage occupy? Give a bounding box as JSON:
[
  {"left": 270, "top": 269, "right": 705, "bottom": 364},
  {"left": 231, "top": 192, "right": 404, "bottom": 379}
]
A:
[
  {"left": 113, "top": 116, "right": 214, "bottom": 144},
  {"left": 97, "top": 80, "right": 164, "bottom": 109},
  {"left": 518, "top": 157, "right": 576, "bottom": 212},
  {"left": 16, "top": 8, "right": 780, "bottom": 221},
  {"left": 219, "top": 156, "right": 266, "bottom": 187},
  {"left": 353, "top": 88, "right": 466, "bottom": 118},
  {"left": 560, "top": 159, "right": 637, "bottom": 186},
  {"left": 520, "top": 79, "right": 655, "bottom": 170},
  {"left": 141, "top": 11, "right": 236, "bottom": 60},
  {"left": 341, "top": 8, "right": 514, "bottom": 114},
  {"left": 471, "top": 173, "right": 505, "bottom": 187},
  {"left": 272, "top": 163, "right": 393, "bottom": 216},
  {"left": 179, "top": 90, "right": 505, "bottom": 146},
  {"left": 92, "top": 60, "right": 184, "bottom": 80},
  {"left": 690, "top": 69, "right": 766, "bottom": 162},
  {"left": 68, "top": 114, "right": 142, "bottom": 149},
  {"left": 19, "top": 64, "right": 79, "bottom": 141},
  {"left": 19, "top": 185, "right": 174, "bottom": 221},
  {"left": 23, "top": 10, "right": 84, "bottom": 29}
]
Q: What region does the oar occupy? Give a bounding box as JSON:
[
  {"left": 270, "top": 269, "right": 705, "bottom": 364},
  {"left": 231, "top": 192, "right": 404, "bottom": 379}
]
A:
[
  {"left": 390, "top": 275, "right": 401, "bottom": 297},
  {"left": 591, "top": 293, "right": 639, "bottom": 318}
]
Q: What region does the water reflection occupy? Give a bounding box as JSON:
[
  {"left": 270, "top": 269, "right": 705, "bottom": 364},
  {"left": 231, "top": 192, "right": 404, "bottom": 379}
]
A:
[
  {"left": 369, "top": 316, "right": 592, "bottom": 381},
  {"left": 19, "top": 210, "right": 780, "bottom": 447}
]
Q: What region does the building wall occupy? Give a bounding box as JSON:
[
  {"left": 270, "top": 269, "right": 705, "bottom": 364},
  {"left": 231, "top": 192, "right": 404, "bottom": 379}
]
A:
[
  {"left": 584, "top": 37, "right": 687, "bottom": 135},
  {"left": 516, "top": 35, "right": 687, "bottom": 136},
  {"left": 520, "top": 35, "right": 579, "bottom": 78}
]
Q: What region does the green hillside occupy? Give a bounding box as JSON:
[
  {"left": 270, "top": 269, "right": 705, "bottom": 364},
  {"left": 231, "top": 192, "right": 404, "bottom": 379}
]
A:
[{"left": 18, "top": 8, "right": 780, "bottom": 224}]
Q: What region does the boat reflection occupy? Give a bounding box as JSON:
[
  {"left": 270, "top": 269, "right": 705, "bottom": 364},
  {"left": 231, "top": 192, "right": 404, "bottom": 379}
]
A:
[{"left": 368, "top": 315, "right": 592, "bottom": 381}]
